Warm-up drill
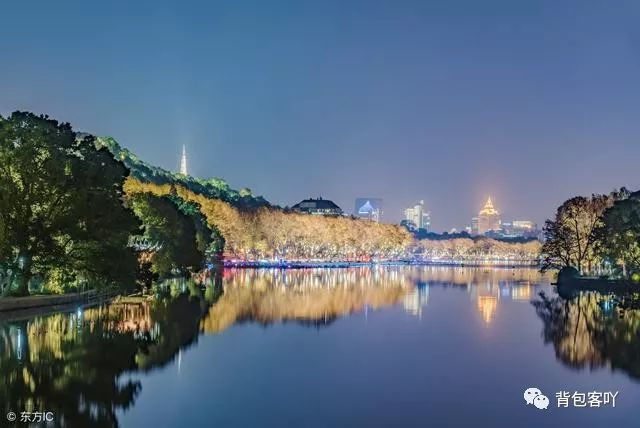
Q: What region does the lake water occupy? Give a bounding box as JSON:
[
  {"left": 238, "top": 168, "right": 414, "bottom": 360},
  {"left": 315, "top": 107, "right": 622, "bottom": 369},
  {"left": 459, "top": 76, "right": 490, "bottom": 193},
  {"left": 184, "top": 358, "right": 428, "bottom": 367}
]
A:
[{"left": 1, "top": 266, "right": 639, "bottom": 427}]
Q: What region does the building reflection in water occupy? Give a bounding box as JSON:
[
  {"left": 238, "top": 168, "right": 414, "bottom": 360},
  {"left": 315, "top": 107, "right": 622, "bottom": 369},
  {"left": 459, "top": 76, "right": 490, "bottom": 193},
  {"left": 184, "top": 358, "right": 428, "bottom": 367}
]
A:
[
  {"left": 398, "top": 267, "right": 543, "bottom": 323},
  {"left": 0, "top": 268, "right": 546, "bottom": 368},
  {"left": 3, "top": 266, "right": 640, "bottom": 428},
  {"left": 203, "top": 266, "right": 544, "bottom": 326},
  {"left": 403, "top": 283, "right": 429, "bottom": 318},
  {"left": 0, "top": 266, "right": 554, "bottom": 426},
  {"left": 471, "top": 282, "right": 534, "bottom": 325},
  {"left": 476, "top": 296, "right": 498, "bottom": 324},
  {"left": 0, "top": 266, "right": 556, "bottom": 428}
]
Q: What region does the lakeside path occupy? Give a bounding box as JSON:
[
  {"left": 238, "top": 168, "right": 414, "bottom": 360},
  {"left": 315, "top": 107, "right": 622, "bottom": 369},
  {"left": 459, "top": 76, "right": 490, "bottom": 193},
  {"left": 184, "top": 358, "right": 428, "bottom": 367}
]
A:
[{"left": 0, "top": 289, "right": 116, "bottom": 318}]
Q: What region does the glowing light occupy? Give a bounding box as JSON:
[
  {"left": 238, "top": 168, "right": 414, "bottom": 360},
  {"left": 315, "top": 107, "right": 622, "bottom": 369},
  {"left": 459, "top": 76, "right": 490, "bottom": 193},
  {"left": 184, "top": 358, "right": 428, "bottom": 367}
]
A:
[
  {"left": 477, "top": 295, "right": 498, "bottom": 324},
  {"left": 180, "top": 145, "right": 188, "bottom": 175}
]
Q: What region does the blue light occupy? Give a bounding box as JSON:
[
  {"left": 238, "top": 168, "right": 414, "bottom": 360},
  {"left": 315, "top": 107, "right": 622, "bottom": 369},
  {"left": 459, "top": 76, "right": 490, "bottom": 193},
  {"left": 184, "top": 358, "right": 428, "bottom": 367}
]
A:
[{"left": 600, "top": 299, "right": 614, "bottom": 313}]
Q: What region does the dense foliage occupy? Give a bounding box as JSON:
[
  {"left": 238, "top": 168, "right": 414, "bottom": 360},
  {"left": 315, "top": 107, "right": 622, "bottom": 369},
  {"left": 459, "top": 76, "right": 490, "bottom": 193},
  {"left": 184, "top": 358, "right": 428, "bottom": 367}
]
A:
[
  {"left": 123, "top": 179, "right": 543, "bottom": 264},
  {"left": 413, "top": 237, "right": 541, "bottom": 264},
  {"left": 95, "top": 136, "right": 269, "bottom": 209},
  {"left": 541, "top": 188, "right": 640, "bottom": 278},
  {"left": 0, "top": 112, "right": 139, "bottom": 295},
  {"left": 124, "top": 179, "right": 413, "bottom": 261},
  {"left": 129, "top": 193, "right": 205, "bottom": 277},
  {"left": 596, "top": 192, "right": 640, "bottom": 277}
]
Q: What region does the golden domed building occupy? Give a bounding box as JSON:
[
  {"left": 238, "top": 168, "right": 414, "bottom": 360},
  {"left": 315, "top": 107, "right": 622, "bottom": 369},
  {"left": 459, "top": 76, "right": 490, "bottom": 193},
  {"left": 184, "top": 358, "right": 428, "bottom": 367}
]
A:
[{"left": 477, "top": 197, "right": 501, "bottom": 235}]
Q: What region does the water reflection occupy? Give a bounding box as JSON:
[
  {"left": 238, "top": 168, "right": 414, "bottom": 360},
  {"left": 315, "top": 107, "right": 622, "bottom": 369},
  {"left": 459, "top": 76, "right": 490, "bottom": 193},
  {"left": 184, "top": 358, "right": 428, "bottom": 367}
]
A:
[
  {"left": 201, "top": 267, "right": 412, "bottom": 333},
  {"left": 202, "top": 267, "right": 544, "bottom": 328},
  {"left": 533, "top": 291, "right": 640, "bottom": 381},
  {"left": 403, "top": 283, "right": 429, "bottom": 317},
  {"left": 0, "top": 277, "right": 220, "bottom": 427},
  {"left": 402, "top": 266, "right": 542, "bottom": 324},
  {"left": 0, "top": 267, "right": 553, "bottom": 427}
]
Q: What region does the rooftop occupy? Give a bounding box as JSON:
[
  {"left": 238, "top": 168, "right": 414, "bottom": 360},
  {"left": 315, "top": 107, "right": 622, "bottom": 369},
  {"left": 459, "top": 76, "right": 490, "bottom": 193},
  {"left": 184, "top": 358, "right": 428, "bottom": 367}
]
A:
[
  {"left": 479, "top": 197, "right": 500, "bottom": 216},
  {"left": 292, "top": 197, "right": 342, "bottom": 212}
]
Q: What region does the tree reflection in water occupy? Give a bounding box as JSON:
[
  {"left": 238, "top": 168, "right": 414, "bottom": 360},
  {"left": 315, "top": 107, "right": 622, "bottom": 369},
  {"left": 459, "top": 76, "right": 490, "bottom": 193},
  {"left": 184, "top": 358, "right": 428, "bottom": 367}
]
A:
[
  {"left": 201, "top": 267, "right": 413, "bottom": 333},
  {"left": 533, "top": 291, "right": 640, "bottom": 381},
  {"left": 0, "top": 275, "right": 222, "bottom": 427},
  {"left": 0, "top": 266, "right": 546, "bottom": 427},
  {"left": 202, "top": 266, "right": 546, "bottom": 332}
]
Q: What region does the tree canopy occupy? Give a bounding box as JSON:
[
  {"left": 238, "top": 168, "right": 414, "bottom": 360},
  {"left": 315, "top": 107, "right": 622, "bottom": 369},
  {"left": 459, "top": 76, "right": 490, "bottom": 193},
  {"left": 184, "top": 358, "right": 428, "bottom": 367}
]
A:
[
  {"left": 597, "top": 193, "right": 640, "bottom": 277},
  {"left": 540, "top": 194, "right": 613, "bottom": 273},
  {"left": 541, "top": 188, "right": 640, "bottom": 278},
  {"left": 95, "top": 136, "right": 270, "bottom": 209},
  {"left": 0, "top": 112, "right": 139, "bottom": 295},
  {"left": 129, "top": 193, "right": 204, "bottom": 276}
]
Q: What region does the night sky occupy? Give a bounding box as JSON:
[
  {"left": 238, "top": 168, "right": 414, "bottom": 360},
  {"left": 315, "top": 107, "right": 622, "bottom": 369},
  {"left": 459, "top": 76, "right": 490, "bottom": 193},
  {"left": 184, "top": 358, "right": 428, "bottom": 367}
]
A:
[{"left": 2, "top": 0, "right": 639, "bottom": 231}]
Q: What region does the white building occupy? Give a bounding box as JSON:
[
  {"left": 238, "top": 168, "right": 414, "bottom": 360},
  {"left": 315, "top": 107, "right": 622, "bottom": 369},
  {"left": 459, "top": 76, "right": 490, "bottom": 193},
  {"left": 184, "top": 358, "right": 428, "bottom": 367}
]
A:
[
  {"left": 404, "top": 200, "right": 431, "bottom": 231},
  {"left": 355, "top": 198, "right": 383, "bottom": 222}
]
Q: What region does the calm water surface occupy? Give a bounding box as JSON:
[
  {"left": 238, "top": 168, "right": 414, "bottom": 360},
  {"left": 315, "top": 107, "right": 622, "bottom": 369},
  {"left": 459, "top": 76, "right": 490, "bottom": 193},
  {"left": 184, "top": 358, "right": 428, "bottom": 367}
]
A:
[{"left": 1, "top": 266, "right": 639, "bottom": 427}]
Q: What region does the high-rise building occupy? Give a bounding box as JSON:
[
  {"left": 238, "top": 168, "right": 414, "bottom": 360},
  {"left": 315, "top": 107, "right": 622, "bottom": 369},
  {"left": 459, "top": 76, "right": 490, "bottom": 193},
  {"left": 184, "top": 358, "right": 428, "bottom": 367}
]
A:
[
  {"left": 470, "top": 217, "right": 479, "bottom": 235},
  {"left": 404, "top": 200, "right": 431, "bottom": 231},
  {"left": 477, "top": 197, "right": 501, "bottom": 235},
  {"left": 180, "top": 145, "right": 188, "bottom": 175},
  {"left": 354, "top": 198, "right": 383, "bottom": 222}
]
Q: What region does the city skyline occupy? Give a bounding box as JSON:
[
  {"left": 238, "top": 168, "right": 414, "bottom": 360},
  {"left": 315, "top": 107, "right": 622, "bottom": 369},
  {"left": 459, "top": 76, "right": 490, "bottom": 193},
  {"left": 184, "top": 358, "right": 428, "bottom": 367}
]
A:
[
  {"left": 175, "top": 144, "right": 528, "bottom": 232},
  {"left": 2, "top": 1, "right": 639, "bottom": 230}
]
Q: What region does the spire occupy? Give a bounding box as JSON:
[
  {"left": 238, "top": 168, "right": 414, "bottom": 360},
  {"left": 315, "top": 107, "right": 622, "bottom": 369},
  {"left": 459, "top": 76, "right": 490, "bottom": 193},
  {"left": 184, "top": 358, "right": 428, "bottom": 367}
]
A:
[
  {"left": 479, "top": 196, "right": 499, "bottom": 216},
  {"left": 485, "top": 197, "right": 493, "bottom": 210},
  {"left": 180, "top": 145, "right": 188, "bottom": 175}
]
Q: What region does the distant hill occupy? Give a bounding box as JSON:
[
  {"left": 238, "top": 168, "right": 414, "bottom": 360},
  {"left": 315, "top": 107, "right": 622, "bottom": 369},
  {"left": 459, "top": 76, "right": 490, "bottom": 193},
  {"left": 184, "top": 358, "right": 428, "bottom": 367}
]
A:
[{"left": 90, "top": 135, "right": 270, "bottom": 209}]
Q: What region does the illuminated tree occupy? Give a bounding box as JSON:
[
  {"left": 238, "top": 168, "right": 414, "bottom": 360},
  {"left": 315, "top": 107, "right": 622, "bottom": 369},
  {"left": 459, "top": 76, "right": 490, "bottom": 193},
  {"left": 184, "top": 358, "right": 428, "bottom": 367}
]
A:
[
  {"left": 541, "top": 195, "right": 613, "bottom": 274},
  {"left": 129, "top": 193, "right": 203, "bottom": 276},
  {"left": 0, "top": 112, "right": 139, "bottom": 295},
  {"left": 123, "top": 178, "right": 414, "bottom": 261},
  {"left": 597, "top": 194, "right": 640, "bottom": 278},
  {"left": 122, "top": 178, "right": 543, "bottom": 264}
]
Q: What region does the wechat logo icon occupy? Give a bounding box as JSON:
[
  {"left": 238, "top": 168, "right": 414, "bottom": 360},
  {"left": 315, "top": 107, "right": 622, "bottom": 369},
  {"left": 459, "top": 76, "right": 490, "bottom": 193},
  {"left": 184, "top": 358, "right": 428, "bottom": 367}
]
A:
[{"left": 524, "top": 387, "right": 549, "bottom": 410}]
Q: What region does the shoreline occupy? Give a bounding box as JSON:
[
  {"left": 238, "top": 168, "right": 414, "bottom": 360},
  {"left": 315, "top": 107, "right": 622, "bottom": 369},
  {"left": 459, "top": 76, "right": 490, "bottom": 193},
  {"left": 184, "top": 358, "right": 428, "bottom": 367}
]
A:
[
  {"left": 557, "top": 277, "right": 640, "bottom": 297},
  {"left": 554, "top": 267, "right": 640, "bottom": 298},
  {"left": 222, "top": 260, "right": 540, "bottom": 269},
  {"left": 1, "top": 263, "right": 540, "bottom": 317},
  {"left": 0, "top": 289, "right": 117, "bottom": 317}
]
